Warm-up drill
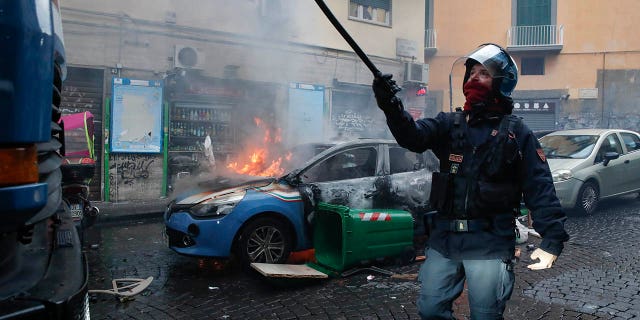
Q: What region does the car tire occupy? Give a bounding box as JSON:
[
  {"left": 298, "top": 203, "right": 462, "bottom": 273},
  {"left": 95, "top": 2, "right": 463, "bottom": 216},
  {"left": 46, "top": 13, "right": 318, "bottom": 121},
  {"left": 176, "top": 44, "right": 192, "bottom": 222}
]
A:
[
  {"left": 575, "top": 181, "right": 599, "bottom": 215},
  {"left": 237, "top": 217, "right": 292, "bottom": 266}
]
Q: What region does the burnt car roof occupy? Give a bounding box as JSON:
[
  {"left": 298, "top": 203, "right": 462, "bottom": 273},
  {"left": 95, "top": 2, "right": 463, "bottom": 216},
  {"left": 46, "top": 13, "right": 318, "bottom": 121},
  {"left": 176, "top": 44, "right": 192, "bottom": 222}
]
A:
[{"left": 283, "top": 139, "right": 404, "bottom": 179}]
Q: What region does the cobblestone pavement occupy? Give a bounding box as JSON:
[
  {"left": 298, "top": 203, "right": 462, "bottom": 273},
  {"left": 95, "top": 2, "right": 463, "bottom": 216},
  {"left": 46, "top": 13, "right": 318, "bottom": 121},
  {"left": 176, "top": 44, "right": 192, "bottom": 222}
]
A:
[{"left": 86, "top": 195, "right": 640, "bottom": 319}]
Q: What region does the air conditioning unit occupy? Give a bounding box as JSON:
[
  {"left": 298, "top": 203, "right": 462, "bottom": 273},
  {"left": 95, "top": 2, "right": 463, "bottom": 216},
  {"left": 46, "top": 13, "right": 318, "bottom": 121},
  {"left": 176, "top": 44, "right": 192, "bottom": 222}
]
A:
[
  {"left": 174, "top": 45, "right": 205, "bottom": 69},
  {"left": 404, "top": 62, "right": 429, "bottom": 84}
]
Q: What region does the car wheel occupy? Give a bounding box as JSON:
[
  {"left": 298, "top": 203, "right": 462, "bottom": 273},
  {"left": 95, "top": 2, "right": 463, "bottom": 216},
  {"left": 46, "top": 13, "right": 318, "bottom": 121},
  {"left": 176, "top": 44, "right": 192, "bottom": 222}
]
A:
[
  {"left": 575, "top": 181, "right": 599, "bottom": 214},
  {"left": 237, "top": 217, "right": 292, "bottom": 266}
]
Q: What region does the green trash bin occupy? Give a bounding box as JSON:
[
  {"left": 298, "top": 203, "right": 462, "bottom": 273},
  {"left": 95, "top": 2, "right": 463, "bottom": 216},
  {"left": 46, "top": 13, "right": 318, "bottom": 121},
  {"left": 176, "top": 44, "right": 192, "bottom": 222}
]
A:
[{"left": 312, "top": 202, "right": 414, "bottom": 274}]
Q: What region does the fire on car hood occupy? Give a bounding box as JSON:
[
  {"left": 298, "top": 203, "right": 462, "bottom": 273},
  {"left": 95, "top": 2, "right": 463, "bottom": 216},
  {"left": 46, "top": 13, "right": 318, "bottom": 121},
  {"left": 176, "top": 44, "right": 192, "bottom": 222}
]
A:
[{"left": 174, "top": 176, "right": 275, "bottom": 205}]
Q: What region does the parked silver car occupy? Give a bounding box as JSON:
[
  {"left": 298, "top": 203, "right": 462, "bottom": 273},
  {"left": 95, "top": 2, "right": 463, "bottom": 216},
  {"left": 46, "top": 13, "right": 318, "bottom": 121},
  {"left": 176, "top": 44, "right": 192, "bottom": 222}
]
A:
[{"left": 539, "top": 129, "right": 640, "bottom": 214}]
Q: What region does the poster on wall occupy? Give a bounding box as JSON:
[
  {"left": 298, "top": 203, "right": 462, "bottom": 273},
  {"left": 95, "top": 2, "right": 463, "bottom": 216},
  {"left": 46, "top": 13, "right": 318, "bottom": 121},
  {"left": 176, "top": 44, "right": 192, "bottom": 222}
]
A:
[
  {"left": 111, "top": 77, "right": 163, "bottom": 153},
  {"left": 288, "top": 83, "right": 324, "bottom": 145}
]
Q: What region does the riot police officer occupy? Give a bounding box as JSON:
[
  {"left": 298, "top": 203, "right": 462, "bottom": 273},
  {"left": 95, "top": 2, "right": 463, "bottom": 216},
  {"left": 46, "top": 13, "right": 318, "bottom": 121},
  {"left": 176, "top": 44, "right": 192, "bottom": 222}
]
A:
[{"left": 372, "top": 43, "right": 569, "bottom": 319}]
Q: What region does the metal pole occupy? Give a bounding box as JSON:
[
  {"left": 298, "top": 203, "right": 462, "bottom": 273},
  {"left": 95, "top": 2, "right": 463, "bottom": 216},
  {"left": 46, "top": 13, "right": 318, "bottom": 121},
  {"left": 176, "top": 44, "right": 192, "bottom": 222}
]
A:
[{"left": 314, "top": 0, "right": 381, "bottom": 77}]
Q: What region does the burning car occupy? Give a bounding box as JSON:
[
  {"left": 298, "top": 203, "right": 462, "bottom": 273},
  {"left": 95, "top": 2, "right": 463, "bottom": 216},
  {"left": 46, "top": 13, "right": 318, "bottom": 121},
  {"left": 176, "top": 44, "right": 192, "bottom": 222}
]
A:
[{"left": 164, "top": 139, "right": 438, "bottom": 266}]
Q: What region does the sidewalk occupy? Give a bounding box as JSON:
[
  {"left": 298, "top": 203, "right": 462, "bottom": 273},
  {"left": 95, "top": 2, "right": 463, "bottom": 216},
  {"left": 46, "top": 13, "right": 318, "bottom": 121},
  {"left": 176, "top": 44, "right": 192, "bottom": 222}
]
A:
[{"left": 93, "top": 198, "right": 171, "bottom": 224}]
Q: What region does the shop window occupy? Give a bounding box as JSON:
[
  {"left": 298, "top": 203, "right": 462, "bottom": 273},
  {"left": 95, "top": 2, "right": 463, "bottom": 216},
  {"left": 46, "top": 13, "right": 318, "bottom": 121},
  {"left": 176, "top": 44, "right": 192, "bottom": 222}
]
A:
[
  {"left": 521, "top": 57, "right": 545, "bottom": 75},
  {"left": 349, "top": 0, "right": 391, "bottom": 26}
]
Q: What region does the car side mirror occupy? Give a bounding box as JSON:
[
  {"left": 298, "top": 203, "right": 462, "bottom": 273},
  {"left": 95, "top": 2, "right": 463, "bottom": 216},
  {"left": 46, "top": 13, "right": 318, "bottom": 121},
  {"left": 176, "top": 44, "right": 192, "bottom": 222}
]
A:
[
  {"left": 602, "top": 151, "right": 619, "bottom": 166},
  {"left": 283, "top": 172, "right": 301, "bottom": 186}
]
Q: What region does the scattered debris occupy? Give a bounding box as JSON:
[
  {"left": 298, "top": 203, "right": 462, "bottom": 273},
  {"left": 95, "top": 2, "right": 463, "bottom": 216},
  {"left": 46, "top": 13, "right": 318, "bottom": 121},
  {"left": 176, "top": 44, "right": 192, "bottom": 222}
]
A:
[
  {"left": 516, "top": 219, "right": 529, "bottom": 244},
  {"left": 390, "top": 273, "right": 418, "bottom": 281},
  {"left": 118, "top": 296, "right": 135, "bottom": 303},
  {"left": 341, "top": 266, "right": 394, "bottom": 277},
  {"left": 88, "top": 276, "right": 154, "bottom": 301},
  {"left": 366, "top": 275, "right": 375, "bottom": 281},
  {"left": 90, "top": 244, "right": 100, "bottom": 249},
  {"left": 208, "top": 286, "right": 219, "bottom": 290}
]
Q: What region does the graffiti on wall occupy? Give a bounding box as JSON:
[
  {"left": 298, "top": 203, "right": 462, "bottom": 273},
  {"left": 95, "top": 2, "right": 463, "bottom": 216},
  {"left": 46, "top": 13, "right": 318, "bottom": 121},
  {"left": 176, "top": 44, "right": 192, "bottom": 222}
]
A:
[
  {"left": 112, "top": 154, "right": 155, "bottom": 185},
  {"left": 553, "top": 69, "right": 640, "bottom": 132},
  {"left": 61, "top": 85, "right": 98, "bottom": 113},
  {"left": 557, "top": 112, "right": 640, "bottom": 131},
  {"left": 332, "top": 109, "right": 388, "bottom": 138},
  {"left": 108, "top": 153, "right": 162, "bottom": 201}
]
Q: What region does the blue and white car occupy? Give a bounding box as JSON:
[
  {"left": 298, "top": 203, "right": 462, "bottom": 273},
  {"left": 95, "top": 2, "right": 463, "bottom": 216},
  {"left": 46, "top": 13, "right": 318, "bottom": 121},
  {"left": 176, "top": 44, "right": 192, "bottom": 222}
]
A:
[{"left": 164, "top": 139, "right": 438, "bottom": 266}]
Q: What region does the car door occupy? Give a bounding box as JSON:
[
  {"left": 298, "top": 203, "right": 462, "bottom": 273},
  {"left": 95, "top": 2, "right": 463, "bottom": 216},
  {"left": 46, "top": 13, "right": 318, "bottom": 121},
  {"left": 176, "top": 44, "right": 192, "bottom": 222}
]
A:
[
  {"left": 593, "top": 133, "right": 625, "bottom": 196},
  {"left": 384, "top": 145, "right": 436, "bottom": 213},
  {"left": 297, "top": 144, "right": 381, "bottom": 209},
  {"left": 618, "top": 131, "right": 640, "bottom": 192}
]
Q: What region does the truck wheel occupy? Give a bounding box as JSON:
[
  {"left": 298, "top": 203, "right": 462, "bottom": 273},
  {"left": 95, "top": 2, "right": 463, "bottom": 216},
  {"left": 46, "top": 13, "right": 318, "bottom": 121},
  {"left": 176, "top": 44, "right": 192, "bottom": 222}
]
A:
[
  {"left": 576, "top": 181, "right": 599, "bottom": 215},
  {"left": 237, "top": 217, "right": 292, "bottom": 266}
]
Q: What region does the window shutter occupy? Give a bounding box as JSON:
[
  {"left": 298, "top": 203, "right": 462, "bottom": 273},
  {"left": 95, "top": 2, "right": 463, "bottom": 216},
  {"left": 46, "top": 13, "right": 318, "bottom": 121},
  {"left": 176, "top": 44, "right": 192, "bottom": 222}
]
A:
[
  {"left": 351, "top": 0, "right": 391, "bottom": 11},
  {"left": 517, "top": 0, "right": 551, "bottom": 26}
]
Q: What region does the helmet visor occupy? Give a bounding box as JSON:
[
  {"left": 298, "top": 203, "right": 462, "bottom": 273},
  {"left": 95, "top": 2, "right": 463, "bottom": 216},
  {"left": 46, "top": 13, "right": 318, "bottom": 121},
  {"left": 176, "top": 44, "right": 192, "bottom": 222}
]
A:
[
  {"left": 464, "top": 44, "right": 512, "bottom": 79},
  {"left": 448, "top": 43, "right": 519, "bottom": 109}
]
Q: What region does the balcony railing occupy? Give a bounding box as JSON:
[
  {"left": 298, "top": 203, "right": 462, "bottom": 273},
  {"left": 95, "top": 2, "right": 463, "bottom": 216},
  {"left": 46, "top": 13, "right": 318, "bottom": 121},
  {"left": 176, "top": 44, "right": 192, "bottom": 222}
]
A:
[{"left": 507, "top": 25, "right": 563, "bottom": 51}]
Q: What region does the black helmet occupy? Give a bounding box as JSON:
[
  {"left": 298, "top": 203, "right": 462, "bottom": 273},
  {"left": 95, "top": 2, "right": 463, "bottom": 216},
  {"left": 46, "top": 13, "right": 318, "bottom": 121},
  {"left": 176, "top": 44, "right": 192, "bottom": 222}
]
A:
[{"left": 462, "top": 43, "right": 518, "bottom": 97}]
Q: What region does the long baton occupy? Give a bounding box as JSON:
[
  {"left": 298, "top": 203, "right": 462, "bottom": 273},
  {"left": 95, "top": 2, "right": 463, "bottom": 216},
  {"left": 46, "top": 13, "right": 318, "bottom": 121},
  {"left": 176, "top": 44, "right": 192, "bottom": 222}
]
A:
[{"left": 314, "top": 0, "right": 381, "bottom": 77}]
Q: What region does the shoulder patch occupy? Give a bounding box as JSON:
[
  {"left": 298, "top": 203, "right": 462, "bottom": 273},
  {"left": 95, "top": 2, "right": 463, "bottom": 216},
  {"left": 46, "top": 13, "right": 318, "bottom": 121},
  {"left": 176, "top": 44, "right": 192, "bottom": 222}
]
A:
[
  {"left": 536, "top": 148, "right": 546, "bottom": 162},
  {"left": 449, "top": 154, "right": 463, "bottom": 163}
]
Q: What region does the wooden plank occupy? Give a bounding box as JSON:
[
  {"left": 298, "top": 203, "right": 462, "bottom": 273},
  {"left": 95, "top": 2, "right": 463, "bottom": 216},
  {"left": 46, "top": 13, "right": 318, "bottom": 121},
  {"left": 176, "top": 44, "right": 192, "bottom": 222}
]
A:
[{"left": 250, "top": 263, "right": 328, "bottom": 279}]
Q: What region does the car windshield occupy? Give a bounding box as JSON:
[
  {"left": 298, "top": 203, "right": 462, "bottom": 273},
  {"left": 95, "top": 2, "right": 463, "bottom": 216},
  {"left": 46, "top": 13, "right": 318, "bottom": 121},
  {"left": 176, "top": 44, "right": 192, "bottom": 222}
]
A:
[
  {"left": 283, "top": 143, "right": 334, "bottom": 171},
  {"left": 539, "top": 134, "right": 599, "bottom": 159}
]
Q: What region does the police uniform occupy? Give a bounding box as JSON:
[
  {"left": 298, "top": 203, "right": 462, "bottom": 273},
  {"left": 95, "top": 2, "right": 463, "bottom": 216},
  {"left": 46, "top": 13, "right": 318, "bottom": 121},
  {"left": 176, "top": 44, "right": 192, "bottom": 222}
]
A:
[
  {"left": 372, "top": 43, "right": 569, "bottom": 319},
  {"left": 384, "top": 108, "right": 569, "bottom": 260}
]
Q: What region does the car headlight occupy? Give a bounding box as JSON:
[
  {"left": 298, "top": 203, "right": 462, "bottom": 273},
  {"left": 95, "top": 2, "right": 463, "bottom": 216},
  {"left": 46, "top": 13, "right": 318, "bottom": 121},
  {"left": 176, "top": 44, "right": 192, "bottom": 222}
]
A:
[
  {"left": 552, "top": 169, "right": 573, "bottom": 183},
  {"left": 189, "top": 192, "right": 245, "bottom": 218}
]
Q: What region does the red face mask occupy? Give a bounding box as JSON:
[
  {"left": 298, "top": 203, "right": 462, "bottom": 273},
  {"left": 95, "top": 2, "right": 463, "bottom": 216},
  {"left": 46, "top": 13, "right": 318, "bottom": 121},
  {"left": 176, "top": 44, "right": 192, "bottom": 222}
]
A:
[{"left": 463, "top": 81, "right": 493, "bottom": 112}]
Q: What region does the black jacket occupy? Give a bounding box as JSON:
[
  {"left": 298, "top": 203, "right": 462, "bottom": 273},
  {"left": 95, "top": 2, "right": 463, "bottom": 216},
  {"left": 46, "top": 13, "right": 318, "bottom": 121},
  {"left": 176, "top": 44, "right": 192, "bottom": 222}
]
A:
[{"left": 385, "top": 109, "right": 569, "bottom": 260}]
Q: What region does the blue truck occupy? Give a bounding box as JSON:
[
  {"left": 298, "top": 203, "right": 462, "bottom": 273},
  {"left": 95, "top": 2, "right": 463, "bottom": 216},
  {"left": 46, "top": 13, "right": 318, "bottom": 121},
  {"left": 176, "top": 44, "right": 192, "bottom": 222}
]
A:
[{"left": 0, "top": 1, "right": 90, "bottom": 318}]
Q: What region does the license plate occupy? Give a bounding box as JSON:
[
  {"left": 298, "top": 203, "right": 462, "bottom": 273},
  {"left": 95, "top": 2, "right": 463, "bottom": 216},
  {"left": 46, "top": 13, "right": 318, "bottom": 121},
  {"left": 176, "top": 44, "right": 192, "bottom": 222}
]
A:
[{"left": 70, "top": 203, "right": 83, "bottom": 219}]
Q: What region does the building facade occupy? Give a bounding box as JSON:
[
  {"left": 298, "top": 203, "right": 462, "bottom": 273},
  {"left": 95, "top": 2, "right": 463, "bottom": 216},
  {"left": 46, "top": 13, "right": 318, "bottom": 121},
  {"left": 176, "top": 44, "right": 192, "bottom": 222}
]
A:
[
  {"left": 59, "top": 0, "right": 428, "bottom": 201},
  {"left": 424, "top": 0, "right": 640, "bottom": 131}
]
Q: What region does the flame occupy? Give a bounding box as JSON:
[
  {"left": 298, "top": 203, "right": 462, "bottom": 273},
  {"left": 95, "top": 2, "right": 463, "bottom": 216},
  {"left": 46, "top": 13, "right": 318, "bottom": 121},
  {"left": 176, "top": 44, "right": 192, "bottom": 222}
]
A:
[{"left": 226, "top": 117, "right": 286, "bottom": 177}]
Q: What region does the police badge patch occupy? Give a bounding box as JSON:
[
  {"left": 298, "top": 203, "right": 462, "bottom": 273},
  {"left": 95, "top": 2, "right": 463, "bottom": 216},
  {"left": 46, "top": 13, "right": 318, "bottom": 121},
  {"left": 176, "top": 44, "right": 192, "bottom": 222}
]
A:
[
  {"left": 448, "top": 154, "right": 463, "bottom": 163},
  {"left": 536, "top": 148, "right": 546, "bottom": 162}
]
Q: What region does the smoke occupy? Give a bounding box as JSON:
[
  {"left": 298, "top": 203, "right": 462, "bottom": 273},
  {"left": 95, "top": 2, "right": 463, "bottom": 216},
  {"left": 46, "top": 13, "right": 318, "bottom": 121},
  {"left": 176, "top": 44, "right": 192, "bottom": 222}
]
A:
[{"left": 158, "top": 1, "right": 376, "bottom": 196}]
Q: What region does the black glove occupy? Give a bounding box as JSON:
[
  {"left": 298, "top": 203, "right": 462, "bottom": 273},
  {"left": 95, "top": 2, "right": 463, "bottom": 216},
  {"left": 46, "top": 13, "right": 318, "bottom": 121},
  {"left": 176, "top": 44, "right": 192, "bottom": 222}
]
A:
[{"left": 372, "top": 73, "right": 403, "bottom": 114}]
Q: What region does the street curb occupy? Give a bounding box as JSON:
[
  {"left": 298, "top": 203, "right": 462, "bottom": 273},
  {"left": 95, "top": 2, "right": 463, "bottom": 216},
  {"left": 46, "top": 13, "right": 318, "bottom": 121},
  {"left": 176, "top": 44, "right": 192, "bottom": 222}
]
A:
[
  {"left": 93, "top": 200, "right": 169, "bottom": 225},
  {"left": 97, "top": 211, "right": 164, "bottom": 225}
]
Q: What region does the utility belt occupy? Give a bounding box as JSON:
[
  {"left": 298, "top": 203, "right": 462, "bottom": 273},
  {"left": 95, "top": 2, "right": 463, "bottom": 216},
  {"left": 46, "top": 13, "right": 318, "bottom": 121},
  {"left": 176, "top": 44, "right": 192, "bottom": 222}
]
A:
[
  {"left": 433, "top": 213, "right": 514, "bottom": 233},
  {"left": 434, "top": 218, "right": 490, "bottom": 232}
]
